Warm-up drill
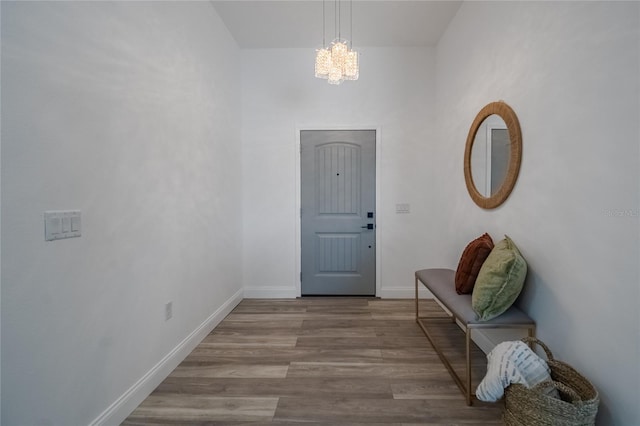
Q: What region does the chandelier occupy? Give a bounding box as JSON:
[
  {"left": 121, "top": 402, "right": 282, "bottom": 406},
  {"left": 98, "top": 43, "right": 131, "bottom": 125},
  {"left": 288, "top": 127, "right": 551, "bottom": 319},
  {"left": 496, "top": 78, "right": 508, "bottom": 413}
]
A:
[{"left": 314, "top": 0, "right": 359, "bottom": 85}]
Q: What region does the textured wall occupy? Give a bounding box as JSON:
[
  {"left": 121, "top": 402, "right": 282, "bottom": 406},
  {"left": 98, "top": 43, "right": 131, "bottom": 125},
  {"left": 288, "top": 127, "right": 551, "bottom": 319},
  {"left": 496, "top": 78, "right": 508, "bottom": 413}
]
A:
[
  {"left": 240, "top": 47, "right": 438, "bottom": 298},
  {"left": 435, "top": 2, "right": 639, "bottom": 424},
  {"left": 1, "top": 2, "right": 242, "bottom": 424}
]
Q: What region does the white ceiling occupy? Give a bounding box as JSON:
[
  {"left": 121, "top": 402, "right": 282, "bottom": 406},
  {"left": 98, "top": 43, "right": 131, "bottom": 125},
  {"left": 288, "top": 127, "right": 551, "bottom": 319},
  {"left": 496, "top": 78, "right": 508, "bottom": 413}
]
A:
[{"left": 211, "top": 1, "right": 462, "bottom": 48}]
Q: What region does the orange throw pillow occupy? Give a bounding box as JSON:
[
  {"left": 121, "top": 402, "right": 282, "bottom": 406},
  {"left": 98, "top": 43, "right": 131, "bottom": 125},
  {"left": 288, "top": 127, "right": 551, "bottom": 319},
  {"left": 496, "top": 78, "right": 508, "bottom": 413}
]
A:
[{"left": 455, "top": 233, "right": 494, "bottom": 294}]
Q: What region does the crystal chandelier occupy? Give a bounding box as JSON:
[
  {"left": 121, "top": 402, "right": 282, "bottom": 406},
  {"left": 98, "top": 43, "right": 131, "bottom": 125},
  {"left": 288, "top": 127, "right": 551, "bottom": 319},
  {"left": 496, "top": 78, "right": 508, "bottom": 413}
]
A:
[{"left": 315, "top": 0, "right": 359, "bottom": 85}]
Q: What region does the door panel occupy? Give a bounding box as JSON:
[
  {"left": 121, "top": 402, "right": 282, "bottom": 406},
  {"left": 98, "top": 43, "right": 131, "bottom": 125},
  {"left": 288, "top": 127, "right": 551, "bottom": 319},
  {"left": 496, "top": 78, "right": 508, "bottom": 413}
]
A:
[{"left": 301, "top": 130, "right": 375, "bottom": 295}]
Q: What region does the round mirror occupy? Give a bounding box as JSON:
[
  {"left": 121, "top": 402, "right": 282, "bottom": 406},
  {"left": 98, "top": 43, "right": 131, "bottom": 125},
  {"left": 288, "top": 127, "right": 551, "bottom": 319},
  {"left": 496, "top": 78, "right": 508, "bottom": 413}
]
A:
[{"left": 464, "top": 102, "right": 522, "bottom": 209}]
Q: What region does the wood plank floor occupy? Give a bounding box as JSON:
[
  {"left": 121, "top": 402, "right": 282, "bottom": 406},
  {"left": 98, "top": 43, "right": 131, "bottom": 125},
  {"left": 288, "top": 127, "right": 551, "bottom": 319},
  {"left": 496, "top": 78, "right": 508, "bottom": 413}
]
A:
[{"left": 123, "top": 299, "right": 504, "bottom": 425}]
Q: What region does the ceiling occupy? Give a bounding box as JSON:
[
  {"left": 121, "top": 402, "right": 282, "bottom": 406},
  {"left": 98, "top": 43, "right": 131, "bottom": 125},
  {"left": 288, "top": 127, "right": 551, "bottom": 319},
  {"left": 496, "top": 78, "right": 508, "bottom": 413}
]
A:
[{"left": 210, "top": 1, "right": 462, "bottom": 48}]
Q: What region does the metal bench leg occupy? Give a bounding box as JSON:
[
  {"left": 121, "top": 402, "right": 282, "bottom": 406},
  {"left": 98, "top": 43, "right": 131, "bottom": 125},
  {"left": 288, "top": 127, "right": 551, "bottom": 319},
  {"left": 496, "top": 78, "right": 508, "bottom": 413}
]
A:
[
  {"left": 465, "top": 327, "right": 472, "bottom": 406},
  {"left": 415, "top": 276, "right": 419, "bottom": 321}
]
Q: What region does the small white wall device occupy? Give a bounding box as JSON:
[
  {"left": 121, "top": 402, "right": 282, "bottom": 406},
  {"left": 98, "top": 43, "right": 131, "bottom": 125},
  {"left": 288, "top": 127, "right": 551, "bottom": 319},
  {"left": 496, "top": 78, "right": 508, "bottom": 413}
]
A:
[{"left": 44, "top": 210, "right": 81, "bottom": 241}]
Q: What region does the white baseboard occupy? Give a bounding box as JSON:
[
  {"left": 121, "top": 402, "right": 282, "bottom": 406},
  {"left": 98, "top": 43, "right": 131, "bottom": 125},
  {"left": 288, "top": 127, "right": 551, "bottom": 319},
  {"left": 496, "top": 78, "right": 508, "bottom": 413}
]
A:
[
  {"left": 241, "top": 286, "right": 432, "bottom": 299},
  {"left": 378, "top": 287, "right": 414, "bottom": 298},
  {"left": 243, "top": 286, "right": 297, "bottom": 298},
  {"left": 378, "top": 286, "right": 434, "bottom": 299},
  {"left": 90, "top": 288, "right": 244, "bottom": 426}
]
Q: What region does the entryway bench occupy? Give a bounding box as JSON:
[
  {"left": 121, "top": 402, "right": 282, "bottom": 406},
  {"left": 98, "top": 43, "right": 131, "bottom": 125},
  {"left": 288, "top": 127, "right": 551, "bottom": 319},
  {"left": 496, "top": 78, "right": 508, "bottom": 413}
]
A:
[{"left": 414, "top": 268, "right": 536, "bottom": 405}]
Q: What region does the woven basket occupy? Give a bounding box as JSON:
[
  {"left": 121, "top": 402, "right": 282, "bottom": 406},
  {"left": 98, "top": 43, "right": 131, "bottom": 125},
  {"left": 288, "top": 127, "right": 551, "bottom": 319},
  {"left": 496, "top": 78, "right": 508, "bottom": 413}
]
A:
[{"left": 504, "top": 337, "right": 599, "bottom": 426}]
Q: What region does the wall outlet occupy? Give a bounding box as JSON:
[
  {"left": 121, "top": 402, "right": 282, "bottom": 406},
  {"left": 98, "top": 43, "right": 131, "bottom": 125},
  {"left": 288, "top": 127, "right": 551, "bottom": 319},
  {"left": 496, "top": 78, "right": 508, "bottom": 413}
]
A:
[{"left": 165, "top": 301, "right": 173, "bottom": 321}]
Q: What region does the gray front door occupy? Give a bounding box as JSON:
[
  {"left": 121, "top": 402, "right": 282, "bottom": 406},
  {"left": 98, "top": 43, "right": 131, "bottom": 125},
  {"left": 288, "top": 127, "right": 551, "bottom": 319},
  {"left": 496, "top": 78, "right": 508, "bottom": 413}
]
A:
[{"left": 300, "top": 130, "right": 376, "bottom": 295}]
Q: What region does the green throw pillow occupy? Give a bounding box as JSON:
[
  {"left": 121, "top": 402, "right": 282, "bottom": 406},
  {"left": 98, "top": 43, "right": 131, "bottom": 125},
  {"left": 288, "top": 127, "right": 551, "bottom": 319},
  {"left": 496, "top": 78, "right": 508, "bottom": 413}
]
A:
[{"left": 472, "top": 235, "right": 527, "bottom": 321}]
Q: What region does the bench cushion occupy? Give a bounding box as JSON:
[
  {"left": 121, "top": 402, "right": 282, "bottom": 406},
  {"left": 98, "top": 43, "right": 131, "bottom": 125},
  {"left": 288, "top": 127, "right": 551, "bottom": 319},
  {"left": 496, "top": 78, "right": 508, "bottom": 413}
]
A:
[
  {"left": 416, "top": 268, "right": 534, "bottom": 326},
  {"left": 455, "top": 233, "right": 494, "bottom": 294}
]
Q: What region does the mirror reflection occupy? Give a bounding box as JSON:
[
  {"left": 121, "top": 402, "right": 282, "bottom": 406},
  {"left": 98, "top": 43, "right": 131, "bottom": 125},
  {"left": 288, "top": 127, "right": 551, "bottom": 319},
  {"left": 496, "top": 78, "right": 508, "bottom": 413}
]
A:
[
  {"left": 463, "top": 101, "right": 522, "bottom": 209},
  {"left": 470, "top": 114, "right": 511, "bottom": 197}
]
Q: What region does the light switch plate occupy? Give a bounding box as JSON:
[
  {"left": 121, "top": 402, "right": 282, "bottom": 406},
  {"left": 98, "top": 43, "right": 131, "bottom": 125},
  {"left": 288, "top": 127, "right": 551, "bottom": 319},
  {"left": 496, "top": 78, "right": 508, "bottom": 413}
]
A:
[
  {"left": 62, "top": 217, "right": 71, "bottom": 233},
  {"left": 45, "top": 211, "right": 81, "bottom": 241},
  {"left": 395, "top": 203, "right": 410, "bottom": 214}
]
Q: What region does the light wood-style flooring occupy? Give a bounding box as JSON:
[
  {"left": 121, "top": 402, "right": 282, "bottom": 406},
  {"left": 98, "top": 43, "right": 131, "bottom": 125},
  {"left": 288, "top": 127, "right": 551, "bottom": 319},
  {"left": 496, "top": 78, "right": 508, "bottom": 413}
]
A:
[{"left": 123, "top": 298, "right": 504, "bottom": 425}]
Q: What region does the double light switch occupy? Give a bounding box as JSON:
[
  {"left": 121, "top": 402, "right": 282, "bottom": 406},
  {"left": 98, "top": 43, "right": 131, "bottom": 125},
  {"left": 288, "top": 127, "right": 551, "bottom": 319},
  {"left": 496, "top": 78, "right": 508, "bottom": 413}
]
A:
[{"left": 45, "top": 210, "right": 81, "bottom": 241}]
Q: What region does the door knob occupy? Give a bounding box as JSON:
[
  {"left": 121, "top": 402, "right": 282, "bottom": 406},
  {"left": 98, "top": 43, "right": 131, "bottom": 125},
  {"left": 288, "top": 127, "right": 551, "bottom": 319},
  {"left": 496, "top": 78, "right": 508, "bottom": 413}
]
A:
[{"left": 361, "top": 224, "right": 374, "bottom": 230}]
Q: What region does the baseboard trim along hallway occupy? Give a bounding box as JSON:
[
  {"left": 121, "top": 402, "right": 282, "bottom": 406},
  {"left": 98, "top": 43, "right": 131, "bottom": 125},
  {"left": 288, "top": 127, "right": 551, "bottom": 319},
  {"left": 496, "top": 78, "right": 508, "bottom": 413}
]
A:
[{"left": 90, "top": 288, "right": 244, "bottom": 426}]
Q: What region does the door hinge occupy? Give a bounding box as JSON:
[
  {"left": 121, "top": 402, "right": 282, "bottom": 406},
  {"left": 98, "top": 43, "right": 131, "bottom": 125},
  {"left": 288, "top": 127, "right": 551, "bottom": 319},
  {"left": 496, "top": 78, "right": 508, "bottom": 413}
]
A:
[{"left": 300, "top": 272, "right": 303, "bottom": 282}]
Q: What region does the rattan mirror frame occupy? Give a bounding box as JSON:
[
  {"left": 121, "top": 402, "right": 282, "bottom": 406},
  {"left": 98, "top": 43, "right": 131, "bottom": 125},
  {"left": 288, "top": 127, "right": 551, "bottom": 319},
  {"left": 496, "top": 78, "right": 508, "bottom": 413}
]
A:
[{"left": 464, "top": 101, "right": 522, "bottom": 209}]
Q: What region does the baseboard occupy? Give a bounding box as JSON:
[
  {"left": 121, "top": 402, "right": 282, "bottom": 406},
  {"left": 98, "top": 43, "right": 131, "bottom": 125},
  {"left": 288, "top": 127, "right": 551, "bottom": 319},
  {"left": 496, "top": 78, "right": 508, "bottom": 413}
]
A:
[
  {"left": 89, "top": 288, "right": 244, "bottom": 426},
  {"left": 241, "top": 286, "right": 432, "bottom": 299},
  {"left": 378, "top": 287, "right": 435, "bottom": 299},
  {"left": 243, "top": 286, "right": 297, "bottom": 298}
]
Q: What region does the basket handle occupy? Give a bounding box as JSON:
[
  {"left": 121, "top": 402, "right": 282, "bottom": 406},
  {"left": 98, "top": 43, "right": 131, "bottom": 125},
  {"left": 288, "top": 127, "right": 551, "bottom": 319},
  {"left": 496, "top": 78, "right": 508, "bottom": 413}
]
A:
[
  {"left": 531, "top": 380, "right": 582, "bottom": 403},
  {"left": 521, "top": 336, "right": 555, "bottom": 361}
]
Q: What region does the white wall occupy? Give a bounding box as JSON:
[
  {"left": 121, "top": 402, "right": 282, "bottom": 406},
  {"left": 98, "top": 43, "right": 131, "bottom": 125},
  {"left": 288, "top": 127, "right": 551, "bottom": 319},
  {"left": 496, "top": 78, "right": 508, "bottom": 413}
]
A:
[
  {"left": 1, "top": 2, "right": 242, "bottom": 425},
  {"left": 435, "top": 2, "right": 639, "bottom": 425},
  {"left": 241, "top": 47, "right": 438, "bottom": 298}
]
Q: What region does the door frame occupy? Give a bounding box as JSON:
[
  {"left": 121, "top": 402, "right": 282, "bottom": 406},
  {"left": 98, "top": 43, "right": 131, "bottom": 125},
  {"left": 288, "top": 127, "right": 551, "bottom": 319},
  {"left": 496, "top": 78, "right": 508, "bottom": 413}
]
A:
[{"left": 295, "top": 125, "right": 382, "bottom": 297}]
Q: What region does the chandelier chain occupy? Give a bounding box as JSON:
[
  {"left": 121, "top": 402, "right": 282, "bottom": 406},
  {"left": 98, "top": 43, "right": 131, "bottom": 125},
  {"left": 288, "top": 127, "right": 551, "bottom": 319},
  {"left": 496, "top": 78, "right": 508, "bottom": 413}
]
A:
[
  {"left": 334, "top": 0, "right": 337, "bottom": 40},
  {"left": 338, "top": 0, "right": 341, "bottom": 40}
]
